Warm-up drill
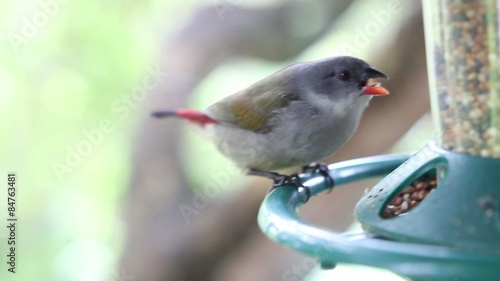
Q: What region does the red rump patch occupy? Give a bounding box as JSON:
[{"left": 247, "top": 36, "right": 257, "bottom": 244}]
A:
[{"left": 176, "top": 109, "right": 219, "bottom": 126}]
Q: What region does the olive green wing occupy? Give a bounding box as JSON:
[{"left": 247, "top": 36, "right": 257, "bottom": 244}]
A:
[{"left": 206, "top": 82, "right": 298, "bottom": 133}]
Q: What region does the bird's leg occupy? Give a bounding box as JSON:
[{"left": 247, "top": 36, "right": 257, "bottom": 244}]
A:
[
  {"left": 302, "top": 162, "right": 335, "bottom": 192},
  {"left": 247, "top": 169, "right": 310, "bottom": 201}
]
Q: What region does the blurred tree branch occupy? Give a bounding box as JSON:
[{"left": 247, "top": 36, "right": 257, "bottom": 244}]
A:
[{"left": 121, "top": 1, "right": 428, "bottom": 281}]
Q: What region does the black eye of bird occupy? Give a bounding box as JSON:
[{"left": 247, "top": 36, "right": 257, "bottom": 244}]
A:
[{"left": 339, "top": 71, "right": 350, "bottom": 81}]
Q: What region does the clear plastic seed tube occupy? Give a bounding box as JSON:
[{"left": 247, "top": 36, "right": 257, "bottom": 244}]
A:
[{"left": 423, "top": 0, "right": 500, "bottom": 157}]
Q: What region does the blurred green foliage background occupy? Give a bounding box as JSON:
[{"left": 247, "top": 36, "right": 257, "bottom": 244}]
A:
[
  {"left": 1, "top": 1, "right": 188, "bottom": 280},
  {"left": 0, "top": 1, "right": 430, "bottom": 280}
]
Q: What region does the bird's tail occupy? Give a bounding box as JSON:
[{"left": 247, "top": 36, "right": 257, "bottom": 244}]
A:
[{"left": 151, "top": 109, "right": 218, "bottom": 126}]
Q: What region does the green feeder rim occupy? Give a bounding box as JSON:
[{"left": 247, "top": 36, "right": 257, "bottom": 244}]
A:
[{"left": 257, "top": 153, "right": 500, "bottom": 280}]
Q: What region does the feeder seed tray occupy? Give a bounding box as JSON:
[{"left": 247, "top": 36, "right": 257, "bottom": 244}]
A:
[{"left": 382, "top": 172, "right": 438, "bottom": 218}]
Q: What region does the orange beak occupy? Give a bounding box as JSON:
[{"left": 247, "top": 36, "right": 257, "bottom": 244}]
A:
[
  {"left": 362, "top": 82, "right": 390, "bottom": 96},
  {"left": 361, "top": 67, "right": 389, "bottom": 96}
]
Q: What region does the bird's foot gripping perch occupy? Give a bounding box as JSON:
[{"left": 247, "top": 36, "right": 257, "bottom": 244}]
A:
[
  {"left": 247, "top": 169, "right": 311, "bottom": 202},
  {"left": 302, "top": 162, "right": 335, "bottom": 192}
]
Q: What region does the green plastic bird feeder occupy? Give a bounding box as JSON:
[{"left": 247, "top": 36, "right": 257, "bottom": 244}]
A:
[{"left": 258, "top": 1, "right": 500, "bottom": 280}]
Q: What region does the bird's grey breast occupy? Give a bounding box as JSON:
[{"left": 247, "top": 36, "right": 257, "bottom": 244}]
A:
[{"left": 266, "top": 94, "right": 370, "bottom": 163}]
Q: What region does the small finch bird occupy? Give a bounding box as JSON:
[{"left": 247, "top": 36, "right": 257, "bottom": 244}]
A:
[{"left": 153, "top": 56, "right": 389, "bottom": 198}]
